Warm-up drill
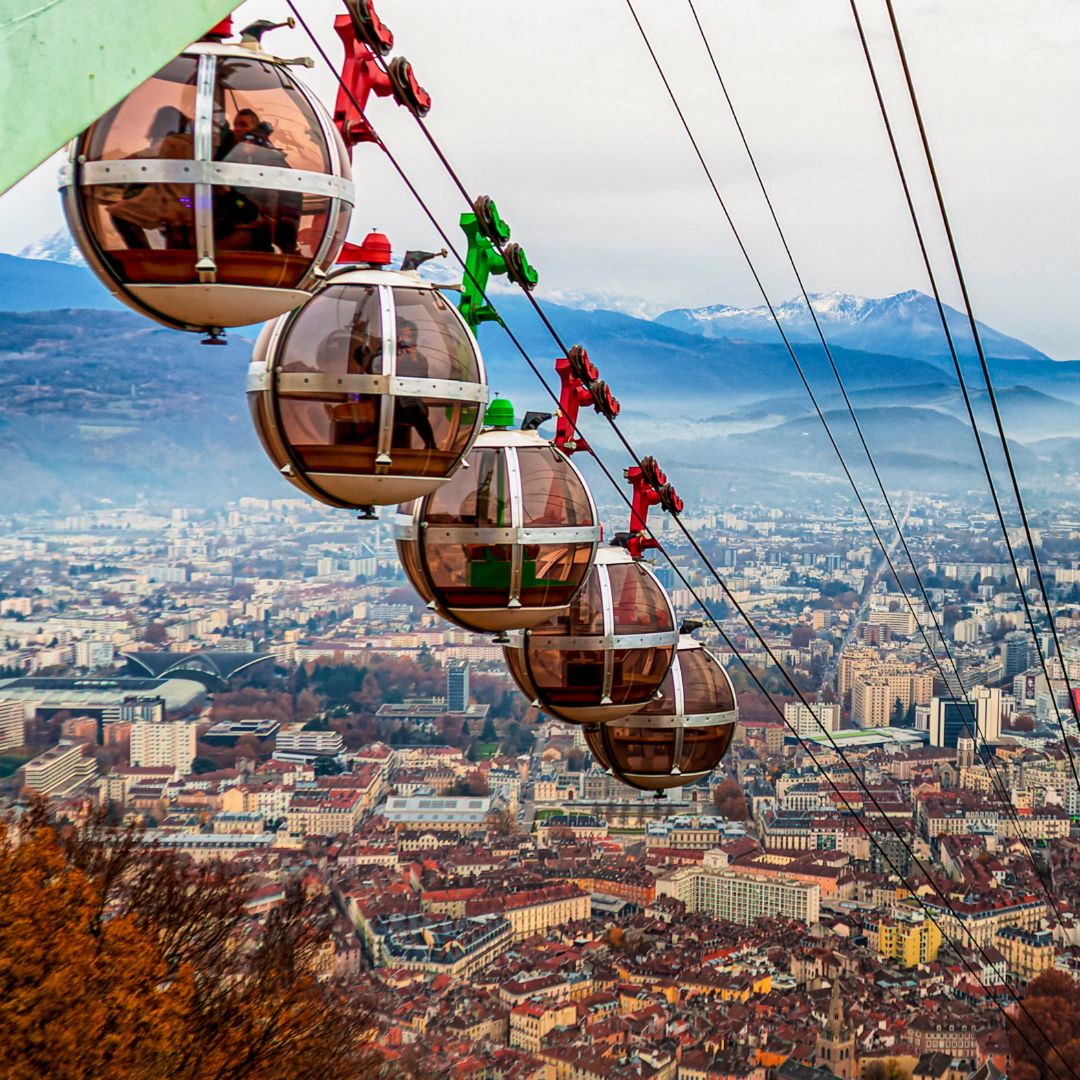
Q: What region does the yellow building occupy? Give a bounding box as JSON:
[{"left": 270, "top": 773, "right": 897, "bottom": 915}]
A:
[
  {"left": 502, "top": 884, "right": 590, "bottom": 942},
  {"left": 677, "top": 970, "right": 773, "bottom": 1002},
  {"left": 285, "top": 790, "right": 363, "bottom": 836},
  {"left": 509, "top": 1001, "right": 576, "bottom": 1053},
  {"left": 994, "top": 927, "right": 1054, "bottom": 983},
  {"left": 878, "top": 908, "right": 942, "bottom": 967}
]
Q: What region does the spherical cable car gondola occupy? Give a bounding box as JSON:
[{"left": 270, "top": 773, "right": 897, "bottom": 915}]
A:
[
  {"left": 61, "top": 25, "right": 354, "bottom": 335},
  {"left": 248, "top": 251, "right": 487, "bottom": 511},
  {"left": 584, "top": 627, "right": 738, "bottom": 793},
  {"left": 503, "top": 543, "right": 679, "bottom": 725},
  {"left": 395, "top": 401, "right": 601, "bottom": 632}
]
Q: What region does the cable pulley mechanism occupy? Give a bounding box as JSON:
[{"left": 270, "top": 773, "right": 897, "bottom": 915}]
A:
[
  {"left": 625, "top": 456, "right": 682, "bottom": 559},
  {"left": 554, "top": 346, "right": 621, "bottom": 454},
  {"left": 474, "top": 196, "right": 511, "bottom": 245},
  {"left": 388, "top": 57, "right": 431, "bottom": 117},
  {"left": 333, "top": 2, "right": 427, "bottom": 149},
  {"left": 458, "top": 196, "right": 537, "bottom": 330},
  {"left": 503, "top": 242, "right": 538, "bottom": 291},
  {"left": 345, "top": 0, "right": 393, "bottom": 54}
]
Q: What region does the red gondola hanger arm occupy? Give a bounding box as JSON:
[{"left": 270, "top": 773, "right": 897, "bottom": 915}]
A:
[
  {"left": 554, "top": 346, "right": 620, "bottom": 455},
  {"left": 333, "top": 1, "right": 430, "bottom": 152},
  {"left": 625, "top": 456, "right": 683, "bottom": 560}
]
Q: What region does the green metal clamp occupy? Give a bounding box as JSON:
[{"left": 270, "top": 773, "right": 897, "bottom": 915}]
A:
[{"left": 458, "top": 196, "right": 538, "bottom": 330}]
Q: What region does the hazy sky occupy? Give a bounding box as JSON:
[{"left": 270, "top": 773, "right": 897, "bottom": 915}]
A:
[{"left": 4, "top": 0, "right": 1080, "bottom": 355}]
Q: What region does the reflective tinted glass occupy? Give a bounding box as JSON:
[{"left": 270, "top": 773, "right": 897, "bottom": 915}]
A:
[
  {"left": 280, "top": 285, "right": 382, "bottom": 375},
  {"left": 517, "top": 447, "right": 594, "bottom": 528},
  {"left": 393, "top": 288, "right": 479, "bottom": 382}
]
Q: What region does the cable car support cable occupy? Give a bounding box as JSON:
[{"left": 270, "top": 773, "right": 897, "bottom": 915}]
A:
[
  {"left": 678, "top": 0, "right": 1068, "bottom": 938},
  {"left": 283, "top": 8, "right": 1076, "bottom": 1061},
  {"left": 622, "top": 0, "right": 1075, "bottom": 1006},
  {"left": 848, "top": 0, "right": 1080, "bottom": 799}
]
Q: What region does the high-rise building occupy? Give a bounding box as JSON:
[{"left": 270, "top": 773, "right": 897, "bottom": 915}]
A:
[
  {"left": 928, "top": 697, "right": 976, "bottom": 749},
  {"left": 0, "top": 699, "right": 26, "bottom": 752},
  {"left": 130, "top": 720, "right": 197, "bottom": 777},
  {"left": 1003, "top": 631, "right": 1030, "bottom": 678},
  {"left": 975, "top": 686, "right": 1002, "bottom": 744},
  {"left": 74, "top": 638, "right": 115, "bottom": 670},
  {"left": 109, "top": 696, "right": 166, "bottom": 726},
  {"left": 652, "top": 564, "right": 678, "bottom": 590},
  {"left": 447, "top": 662, "right": 470, "bottom": 713},
  {"left": 24, "top": 742, "right": 97, "bottom": 796},
  {"left": 784, "top": 701, "right": 840, "bottom": 738},
  {"left": 914, "top": 703, "right": 931, "bottom": 732},
  {"left": 851, "top": 666, "right": 934, "bottom": 727},
  {"left": 838, "top": 648, "right": 879, "bottom": 699},
  {"left": 877, "top": 908, "right": 942, "bottom": 968},
  {"left": 868, "top": 609, "right": 917, "bottom": 637}
]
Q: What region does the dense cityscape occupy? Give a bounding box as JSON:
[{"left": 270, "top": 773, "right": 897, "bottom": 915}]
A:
[
  {"left": 3, "top": 4, "right": 1080, "bottom": 1076},
  {"left": 3, "top": 492, "right": 1078, "bottom": 1079}
]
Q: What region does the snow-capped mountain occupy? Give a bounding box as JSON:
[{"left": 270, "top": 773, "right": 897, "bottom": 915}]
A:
[
  {"left": 17, "top": 229, "right": 85, "bottom": 267},
  {"left": 656, "top": 289, "right": 1049, "bottom": 364}
]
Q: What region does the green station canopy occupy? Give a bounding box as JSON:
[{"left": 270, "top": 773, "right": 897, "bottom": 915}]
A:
[{"left": 0, "top": 0, "right": 238, "bottom": 194}]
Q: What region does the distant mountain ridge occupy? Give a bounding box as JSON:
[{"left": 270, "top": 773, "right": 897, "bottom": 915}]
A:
[
  {"left": 656, "top": 289, "right": 1050, "bottom": 365},
  {"left": 17, "top": 229, "right": 86, "bottom": 267},
  {"left": 0, "top": 252, "right": 1076, "bottom": 508}
]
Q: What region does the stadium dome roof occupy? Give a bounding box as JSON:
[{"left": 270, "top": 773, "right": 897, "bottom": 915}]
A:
[{"left": 122, "top": 650, "right": 271, "bottom": 689}]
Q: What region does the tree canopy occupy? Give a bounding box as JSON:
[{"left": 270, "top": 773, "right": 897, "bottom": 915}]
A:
[
  {"left": 1009, "top": 969, "right": 1080, "bottom": 1080},
  {"left": 0, "top": 804, "right": 379, "bottom": 1079}
]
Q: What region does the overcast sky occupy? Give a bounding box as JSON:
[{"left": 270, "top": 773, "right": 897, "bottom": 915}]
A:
[{"left": 4, "top": 0, "right": 1080, "bottom": 355}]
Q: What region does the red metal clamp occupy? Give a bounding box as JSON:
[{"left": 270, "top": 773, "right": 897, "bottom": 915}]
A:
[
  {"left": 554, "top": 345, "right": 621, "bottom": 454},
  {"left": 625, "top": 456, "right": 683, "bottom": 559},
  {"left": 333, "top": 1, "right": 430, "bottom": 153}
]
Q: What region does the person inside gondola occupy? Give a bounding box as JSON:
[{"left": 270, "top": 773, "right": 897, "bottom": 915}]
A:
[
  {"left": 215, "top": 108, "right": 302, "bottom": 254},
  {"left": 106, "top": 106, "right": 194, "bottom": 249},
  {"left": 393, "top": 319, "right": 437, "bottom": 451}
]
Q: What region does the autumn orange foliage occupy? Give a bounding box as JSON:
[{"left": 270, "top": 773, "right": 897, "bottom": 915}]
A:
[
  {"left": 0, "top": 805, "right": 380, "bottom": 1079},
  {"left": 1009, "top": 970, "right": 1080, "bottom": 1080}
]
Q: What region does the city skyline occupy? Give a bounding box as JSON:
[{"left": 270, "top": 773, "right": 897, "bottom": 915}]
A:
[{"left": 3, "top": 3, "right": 1080, "bottom": 1076}]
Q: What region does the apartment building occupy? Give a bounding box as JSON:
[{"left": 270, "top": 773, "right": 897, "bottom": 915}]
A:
[
  {"left": 922, "top": 893, "right": 1043, "bottom": 949},
  {"left": 285, "top": 790, "right": 364, "bottom": 836},
  {"left": 838, "top": 648, "right": 879, "bottom": 698},
  {"left": 784, "top": 701, "right": 841, "bottom": 738},
  {"left": 24, "top": 742, "right": 97, "bottom": 796},
  {"left": 657, "top": 851, "right": 820, "bottom": 926},
  {"left": 876, "top": 908, "right": 942, "bottom": 967},
  {"left": 0, "top": 699, "right": 26, "bottom": 752},
  {"left": 852, "top": 665, "right": 934, "bottom": 727},
  {"left": 129, "top": 719, "right": 197, "bottom": 776},
  {"left": 276, "top": 727, "right": 345, "bottom": 756},
  {"left": 868, "top": 609, "right": 918, "bottom": 636},
  {"left": 509, "top": 1001, "right": 577, "bottom": 1053},
  {"left": 994, "top": 926, "right": 1054, "bottom": 983},
  {"left": 465, "top": 883, "right": 590, "bottom": 942},
  {"left": 378, "top": 913, "right": 511, "bottom": 979}
]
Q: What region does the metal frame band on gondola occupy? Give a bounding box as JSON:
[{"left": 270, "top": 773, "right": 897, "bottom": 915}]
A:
[
  {"left": 586, "top": 637, "right": 739, "bottom": 790},
  {"left": 591, "top": 710, "right": 737, "bottom": 783},
  {"left": 266, "top": 374, "right": 488, "bottom": 400}
]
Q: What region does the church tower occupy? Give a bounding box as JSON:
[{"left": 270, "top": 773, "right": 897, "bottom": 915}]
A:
[{"left": 815, "top": 979, "right": 857, "bottom": 1080}]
